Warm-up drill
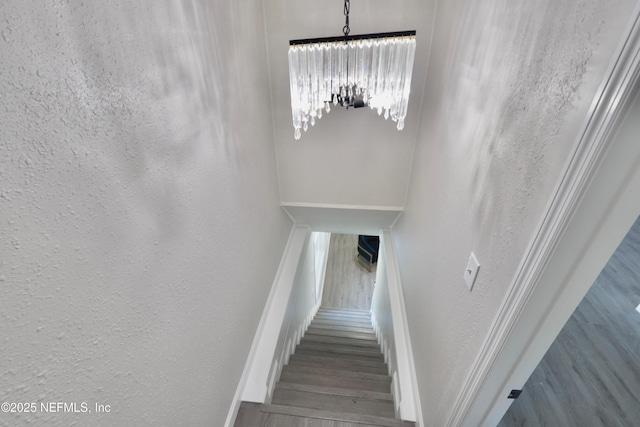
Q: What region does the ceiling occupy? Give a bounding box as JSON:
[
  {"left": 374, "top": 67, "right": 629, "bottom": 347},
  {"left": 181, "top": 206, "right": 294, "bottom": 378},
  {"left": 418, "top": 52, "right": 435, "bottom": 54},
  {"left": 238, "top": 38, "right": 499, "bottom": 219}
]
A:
[{"left": 263, "top": 0, "right": 436, "bottom": 209}]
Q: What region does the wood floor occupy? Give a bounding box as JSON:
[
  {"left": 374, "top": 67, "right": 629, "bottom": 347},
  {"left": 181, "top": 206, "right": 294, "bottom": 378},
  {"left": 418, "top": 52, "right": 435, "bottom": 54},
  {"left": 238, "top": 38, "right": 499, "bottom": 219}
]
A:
[
  {"left": 234, "top": 308, "right": 414, "bottom": 427},
  {"left": 321, "top": 234, "right": 377, "bottom": 311},
  {"left": 498, "top": 215, "right": 640, "bottom": 426}
]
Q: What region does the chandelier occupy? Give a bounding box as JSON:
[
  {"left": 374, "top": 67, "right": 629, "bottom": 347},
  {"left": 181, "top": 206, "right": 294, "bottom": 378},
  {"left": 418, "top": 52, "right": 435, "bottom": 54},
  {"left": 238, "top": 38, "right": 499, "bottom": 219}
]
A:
[{"left": 288, "top": 0, "right": 416, "bottom": 140}]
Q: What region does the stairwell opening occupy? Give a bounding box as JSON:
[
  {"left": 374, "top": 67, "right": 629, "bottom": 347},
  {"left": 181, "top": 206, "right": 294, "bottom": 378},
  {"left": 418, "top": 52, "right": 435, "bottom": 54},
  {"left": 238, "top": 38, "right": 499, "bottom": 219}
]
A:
[{"left": 321, "top": 233, "right": 379, "bottom": 312}]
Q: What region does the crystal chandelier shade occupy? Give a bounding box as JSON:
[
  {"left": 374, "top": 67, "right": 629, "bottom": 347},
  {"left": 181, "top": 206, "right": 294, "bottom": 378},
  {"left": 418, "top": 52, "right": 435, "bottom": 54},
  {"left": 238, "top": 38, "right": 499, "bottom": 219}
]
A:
[{"left": 288, "top": 33, "right": 416, "bottom": 140}]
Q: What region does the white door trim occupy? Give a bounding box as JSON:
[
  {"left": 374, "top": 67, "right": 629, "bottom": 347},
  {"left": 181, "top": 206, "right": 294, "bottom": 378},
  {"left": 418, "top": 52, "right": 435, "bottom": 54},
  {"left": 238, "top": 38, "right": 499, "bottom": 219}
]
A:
[{"left": 446, "top": 3, "right": 640, "bottom": 425}]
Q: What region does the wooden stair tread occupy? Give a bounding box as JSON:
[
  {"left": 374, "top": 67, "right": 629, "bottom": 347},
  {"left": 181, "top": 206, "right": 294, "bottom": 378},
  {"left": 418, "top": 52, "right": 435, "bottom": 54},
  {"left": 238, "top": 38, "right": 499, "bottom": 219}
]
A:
[
  {"left": 301, "top": 333, "right": 381, "bottom": 348},
  {"left": 255, "top": 403, "right": 416, "bottom": 427},
  {"left": 317, "top": 307, "right": 371, "bottom": 316},
  {"left": 280, "top": 369, "right": 391, "bottom": 393},
  {"left": 283, "top": 363, "right": 391, "bottom": 381},
  {"left": 309, "top": 323, "right": 376, "bottom": 333},
  {"left": 297, "top": 341, "right": 383, "bottom": 358},
  {"left": 306, "top": 327, "right": 377, "bottom": 341},
  {"left": 295, "top": 347, "right": 383, "bottom": 363},
  {"left": 272, "top": 388, "right": 395, "bottom": 418},
  {"left": 276, "top": 381, "right": 393, "bottom": 401},
  {"left": 286, "top": 357, "right": 389, "bottom": 376},
  {"left": 311, "top": 317, "right": 373, "bottom": 328}
]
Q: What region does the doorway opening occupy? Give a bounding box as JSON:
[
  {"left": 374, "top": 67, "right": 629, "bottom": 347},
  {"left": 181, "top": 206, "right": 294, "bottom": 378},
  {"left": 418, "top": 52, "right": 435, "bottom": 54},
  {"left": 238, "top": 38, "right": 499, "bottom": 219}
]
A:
[
  {"left": 498, "top": 214, "right": 640, "bottom": 426},
  {"left": 320, "top": 233, "right": 380, "bottom": 311}
]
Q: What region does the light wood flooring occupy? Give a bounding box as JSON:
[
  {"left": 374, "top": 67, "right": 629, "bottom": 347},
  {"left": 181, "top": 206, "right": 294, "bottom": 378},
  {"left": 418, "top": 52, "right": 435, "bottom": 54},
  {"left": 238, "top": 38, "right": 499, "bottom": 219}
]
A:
[
  {"left": 498, "top": 215, "right": 640, "bottom": 426},
  {"left": 322, "top": 234, "right": 377, "bottom": 311}
]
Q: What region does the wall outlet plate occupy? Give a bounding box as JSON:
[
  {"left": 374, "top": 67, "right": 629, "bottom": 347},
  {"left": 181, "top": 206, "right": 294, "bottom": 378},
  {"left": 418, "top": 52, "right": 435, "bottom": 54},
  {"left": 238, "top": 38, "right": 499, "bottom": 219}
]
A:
[{"left": 464, "top": 252, "right": 480, "bottom": 291}]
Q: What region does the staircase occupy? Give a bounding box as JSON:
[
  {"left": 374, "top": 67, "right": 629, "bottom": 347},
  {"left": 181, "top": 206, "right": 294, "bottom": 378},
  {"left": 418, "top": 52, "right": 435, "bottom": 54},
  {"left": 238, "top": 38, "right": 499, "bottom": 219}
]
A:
[{"left": 234, "top": 307, "right": 415, "bottom": 427}]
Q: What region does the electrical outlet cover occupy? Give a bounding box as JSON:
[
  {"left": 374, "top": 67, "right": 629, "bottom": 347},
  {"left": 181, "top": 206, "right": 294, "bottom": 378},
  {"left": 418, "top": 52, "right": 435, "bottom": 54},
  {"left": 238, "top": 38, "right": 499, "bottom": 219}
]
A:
[{"left": 464, "top": 252, "right": 480, "bottom": 291}]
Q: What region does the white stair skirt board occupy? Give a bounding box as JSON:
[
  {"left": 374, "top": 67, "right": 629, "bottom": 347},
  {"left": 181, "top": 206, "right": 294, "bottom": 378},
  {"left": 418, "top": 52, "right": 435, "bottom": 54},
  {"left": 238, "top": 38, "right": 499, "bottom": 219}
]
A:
[
  {"left": 370, "top": 229, "right": 424, "bottom": 425},
  {"left": 447, "top": 4, "right": 640, "bottom": 426}
]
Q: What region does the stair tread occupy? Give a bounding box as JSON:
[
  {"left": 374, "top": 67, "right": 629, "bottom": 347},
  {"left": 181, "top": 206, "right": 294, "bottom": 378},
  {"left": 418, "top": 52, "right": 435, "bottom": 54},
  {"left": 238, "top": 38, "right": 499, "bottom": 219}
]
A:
[
  {"left": 301, "top": 333, "right": 381, "bottom": 348},
  {"left": 318, "top": 307, "right": 371, "bottom": 316},
  {"left": 235, "top": 402, "right": 385, "bottom": 427},
  {"left": 287, "top": 358, "right": 388, "bottom": 376},
  {"left": 309, "top": 323, "right": 375, "bottom": 333},
  {"left": 311, "top": 317, "right": 373, "bottom": 328},
  {"left": 295, "top": 347, "right": 384, "bottom": 363},
  {"left": 297, "top": 341, "right": 383, "bottom": 357},
  {"left": 280, "top": 369, "right": 391, "bottom": 393},
  {"left": 280, "top": 368, "right": 390, "bottom": 386},
  {"left": 306, "top": 327, "right": 377, "bottom": 341},
  {"left": 256, "top": 403, "right": 416, "bottom": 427},
  {"left": 283, "top": 363, "right": 390, "bottom": 380},
  {"left": 272, "top": 388, "right": 395, "bottom": 418},
  {"left": 290, "top": 351, "right": 387, "bottom": 367},
  {"left": 276, "top": 381, "right": 393, "bottom": 401}
]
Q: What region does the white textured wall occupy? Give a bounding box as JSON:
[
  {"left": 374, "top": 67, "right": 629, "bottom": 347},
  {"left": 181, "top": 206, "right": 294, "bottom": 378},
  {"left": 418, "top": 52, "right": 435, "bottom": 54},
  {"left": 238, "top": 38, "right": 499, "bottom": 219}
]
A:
[
  {"left": 0, "top": 1, "right": 291, "bottom": 426},
  {"left": 392, "top": 0, "right": 637, "bottom": 425}
]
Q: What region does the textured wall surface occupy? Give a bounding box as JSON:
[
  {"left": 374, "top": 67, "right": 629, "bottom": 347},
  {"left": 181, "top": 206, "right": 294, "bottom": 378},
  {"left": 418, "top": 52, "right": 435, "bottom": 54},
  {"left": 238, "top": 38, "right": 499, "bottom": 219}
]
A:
[
  {"left": 392, "top": 0, "right": 637, "bottom": 425},
  {"left": 0, "top": 1, "right": 291, "bottom": 425}
]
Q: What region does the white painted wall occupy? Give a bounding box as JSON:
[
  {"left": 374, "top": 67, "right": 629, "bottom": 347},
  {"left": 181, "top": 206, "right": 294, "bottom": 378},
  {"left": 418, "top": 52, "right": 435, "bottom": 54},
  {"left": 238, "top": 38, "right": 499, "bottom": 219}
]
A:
[
  {"left": 391, "top": 0, "right": 638, "bottom": 425},
  {"left": 265, "top": 0, "right": 436, "bottom": 207},
  {"left": 0, "top": 1, "right": 291, "bottom": 426}
]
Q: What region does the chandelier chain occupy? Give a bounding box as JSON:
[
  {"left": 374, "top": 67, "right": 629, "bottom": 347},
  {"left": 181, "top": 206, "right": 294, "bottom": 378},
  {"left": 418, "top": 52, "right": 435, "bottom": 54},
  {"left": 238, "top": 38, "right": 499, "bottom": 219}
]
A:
[{"left": 343, "top": 0, "right": 350, "bottom": 36}]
